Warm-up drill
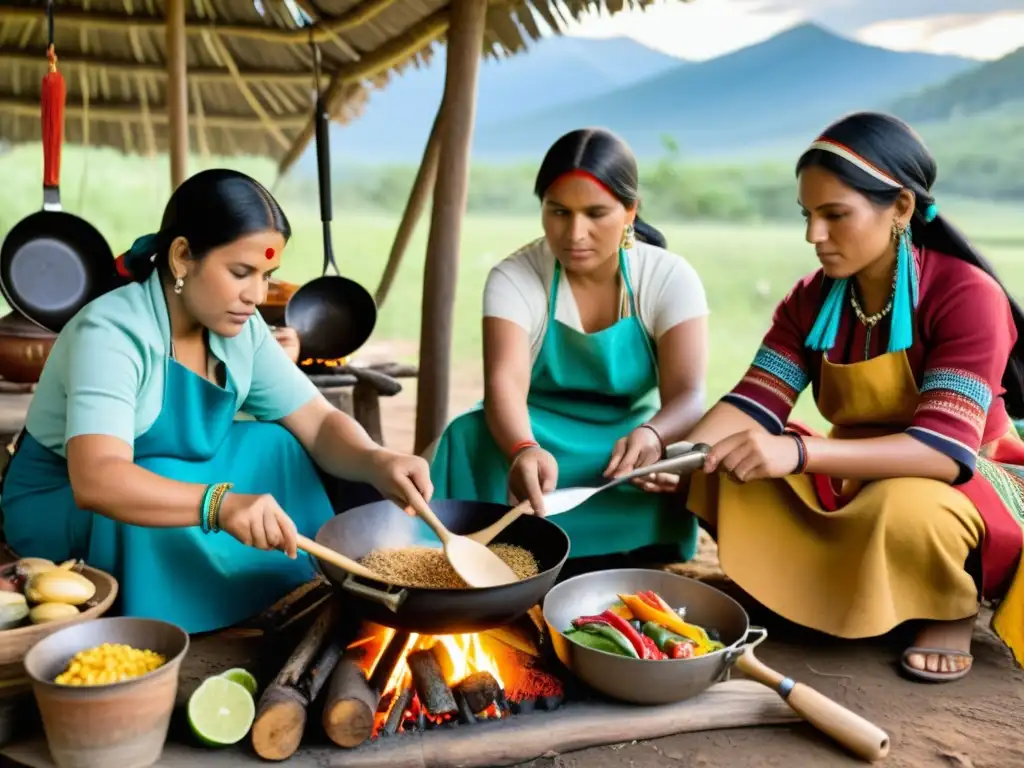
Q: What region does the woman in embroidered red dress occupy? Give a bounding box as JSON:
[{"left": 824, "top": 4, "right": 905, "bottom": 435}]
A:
[{"left": 646, "top": 112, "right": 1024, "bottom": 682}]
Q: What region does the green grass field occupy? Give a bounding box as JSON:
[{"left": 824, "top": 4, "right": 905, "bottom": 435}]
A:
[{"left": 2, "top": 146, "right": 1022, "bottom": 426}]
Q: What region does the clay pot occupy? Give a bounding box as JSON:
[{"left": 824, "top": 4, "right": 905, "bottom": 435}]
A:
[
  {"left": 23, "top": 616, "right": 189, "bottom": 768},
  {"left": 257, "top": 278, "right": 300, "bottom": 327},
  {"left": 0, "top": 310, "right": 56, "bottom": 384}
]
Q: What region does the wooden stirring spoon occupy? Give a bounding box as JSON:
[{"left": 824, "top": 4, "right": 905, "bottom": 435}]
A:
[
  {"left": 296, "top": 535, "right": 385, "bottom": 582},
  {"left": 403, "top": 494, "right": 520, "bottom": 588}
]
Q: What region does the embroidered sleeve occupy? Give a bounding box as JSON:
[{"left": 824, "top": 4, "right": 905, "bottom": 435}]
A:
[
  {"left": 721, "top": 281, "right": 812, "bottom": 434},
  {"left": 907, "top": 272, "right": 1016, "bottom": 484}
]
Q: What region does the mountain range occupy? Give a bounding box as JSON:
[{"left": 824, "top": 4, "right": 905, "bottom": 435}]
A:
[
  {"left": 312, "top": 35, "right": 683, "bottom": 166},
  {"left": 308, "top": 23, "right": 1018, "bottom": 168}
]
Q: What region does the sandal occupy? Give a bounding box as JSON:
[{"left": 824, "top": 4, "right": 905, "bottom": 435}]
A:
[{"left": 900, "top": 647, "right": 973, "bottom": 683}]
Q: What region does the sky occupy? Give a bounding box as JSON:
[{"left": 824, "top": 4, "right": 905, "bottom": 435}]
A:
[{"left": 564, "top": 0, "right": 1024, "bottom": 61}]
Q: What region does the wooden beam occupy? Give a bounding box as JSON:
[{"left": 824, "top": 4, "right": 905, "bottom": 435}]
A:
[
  {"left": 0, "top": 0, "right": 401, "bottom": 44},
  {"left": 373, "top": 103, "right": 444, "bottom": 308},
  {"left": 166, "top": 0, "right": 188, "bottom": 188},
  {"left": 0, "top": 50, "right": 319, "bottom": 85},
  {"left": 413, "top": 0, "right": 488, "bottom": 454},
  {"left": 276, "top": 6, "right": 450, "bottom": 175},
  {"left": 0, "top": 97, "right": 307, "bottom": 129}
]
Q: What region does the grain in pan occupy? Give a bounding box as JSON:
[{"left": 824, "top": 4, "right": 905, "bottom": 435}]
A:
[{"left": 359, "top": 543, "right": 539, "bottom": 588}]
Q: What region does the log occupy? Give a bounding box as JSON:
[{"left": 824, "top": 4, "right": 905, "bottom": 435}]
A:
[
  {"left": 303, "top": 680, "right": 799, "bottom": 768},
  {"left": 321, "top": 630, "right": 412, "bottom": 748},
  {"left": 322, "top": 653, "right": 378, "bottom": 748},
  {"left": 302, "top": 637, "right": 345, "bottom": 703},
  {"left": 253, "top": 576, "right": 332, "bottom": 632},
  {"left": 383, "top": 687, "right": 414, "bottom": 735},
  {"left": 250, "top": 604, "right": 336, "bottom": 761},
  {"left": 453, "top": 671, "right": 500, "bottom": 714},
  {"left": 407, "top": 647, "right": 457, "bottom": 716}
]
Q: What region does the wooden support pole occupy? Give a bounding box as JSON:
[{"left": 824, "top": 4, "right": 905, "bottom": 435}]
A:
[
  {"left": 413, "top": 0, "right": 488, "bottom": 455},
  {"left": 373, "top": 105, "right": 445, "bottom": 308},
  {"left": 165, "top": 0, "right": 188, "bottom": 189}
]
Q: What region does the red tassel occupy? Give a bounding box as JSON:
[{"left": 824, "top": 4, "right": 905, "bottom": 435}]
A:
[{"left": 41, "top": 44, "right": 66, "bottom": 189}]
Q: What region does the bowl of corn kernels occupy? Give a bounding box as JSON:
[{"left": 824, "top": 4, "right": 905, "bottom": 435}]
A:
[{"left": 23, "top": 616, "right": 189, "bottom": 768}]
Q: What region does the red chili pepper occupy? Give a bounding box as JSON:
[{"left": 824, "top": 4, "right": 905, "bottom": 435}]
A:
[
  {"left": 669, "top": 641, "right": 695, "bottom": 659},
  {"left": 573, "top": 614, "right": 610, "bottom": 627},
  {"left": 639, "top": 634, "right": 667, "bottom": 660},
  {"left": 599, "top": 609, "right": 649, "bottom": 659}
]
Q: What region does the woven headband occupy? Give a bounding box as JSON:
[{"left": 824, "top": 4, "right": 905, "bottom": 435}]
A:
[{"left": 807, "top": 139, "right": 902, "bottom": 189}]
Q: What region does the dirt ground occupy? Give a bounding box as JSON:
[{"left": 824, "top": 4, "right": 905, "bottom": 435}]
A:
[
  {"left": 2, "top": 352, "right": 1022, "bottom": 768},
  {"left": 371, "top": 355, "right": 1024, "bottom": 768}
]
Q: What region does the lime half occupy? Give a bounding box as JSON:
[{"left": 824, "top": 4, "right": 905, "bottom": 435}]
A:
[
  {"left": 188, "top": 677, "right": 255, "bottom": 747},
  {"left": 220, "top": 667, "right": 258, "bottom": 696}
]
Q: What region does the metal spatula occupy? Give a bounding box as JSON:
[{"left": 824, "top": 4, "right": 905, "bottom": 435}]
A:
[{"left": 468, "top": 443, "right": 711, "bottom": 546}]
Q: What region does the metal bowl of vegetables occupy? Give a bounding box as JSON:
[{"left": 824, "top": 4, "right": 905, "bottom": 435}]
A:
[{"left": 542, "top": 568, "right": 765, "bottom": 705}]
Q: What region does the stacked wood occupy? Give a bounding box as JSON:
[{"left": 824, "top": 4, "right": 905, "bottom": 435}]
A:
[
  {"left": 408, "top": 646, "right": 457, "bottom": 716},
  {"left": 250, "top": 604, "right": 343, "bottom": 761},
  {"left": 321, "top": 629, "right": 412, "bottom": 748}
]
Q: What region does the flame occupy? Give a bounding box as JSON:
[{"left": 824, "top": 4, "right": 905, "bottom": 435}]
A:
[
  {"left": 376, "top": 631, "right": 505, "bottom": 695},
  {"left": 299, "top": 356, "right": 349, "bottom": 368},
  {"left": 435, "top": 633, "right": 505, "bottom": 688}
]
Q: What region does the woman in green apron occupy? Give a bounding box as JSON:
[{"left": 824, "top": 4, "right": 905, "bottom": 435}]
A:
[
  {"left": 1, "top": 169, "right": 432, "bottom": 634},
  {"left": 430, "top": 128, "right": 709, "bottom": 561}
]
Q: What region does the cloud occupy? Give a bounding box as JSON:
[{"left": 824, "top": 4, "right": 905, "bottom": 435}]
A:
[
  {"left": 857, "top": 11, "right": 1024, "bottom": 60},
  {"left": 755, "top": 0, "right": 1023, "bottom": 28}
]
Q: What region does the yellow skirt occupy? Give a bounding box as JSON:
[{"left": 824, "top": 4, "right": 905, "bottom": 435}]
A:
[{"left": 687, "top": 472, "right": 984, "bottom": 638}]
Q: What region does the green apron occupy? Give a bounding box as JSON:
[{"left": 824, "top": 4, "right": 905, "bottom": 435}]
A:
[{"left": 431, "top": 249, "right": 698, "bottom": 560}]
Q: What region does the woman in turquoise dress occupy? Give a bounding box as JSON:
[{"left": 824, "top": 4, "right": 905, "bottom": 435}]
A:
[
  {"left": 1, "top": 169, "right": 433, "bottom": 634},
  {"left": 430, "top": 129, "right": 709, "bottom": 562}
]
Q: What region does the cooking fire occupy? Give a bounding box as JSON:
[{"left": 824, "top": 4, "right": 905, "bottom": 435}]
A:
[
  {"left": 331, "top": 619, "right": 564, "bottom": 745},
  {"left": 299, "top": 356, "right": 349, "bottom": 373}
]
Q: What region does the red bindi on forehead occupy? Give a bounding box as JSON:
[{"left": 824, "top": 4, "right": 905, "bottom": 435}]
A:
[{"left": 265, "top": 247, "right": 275, "bottom": 260}]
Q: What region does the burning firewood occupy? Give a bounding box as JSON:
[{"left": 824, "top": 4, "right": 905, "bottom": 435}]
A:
[
  {"left": 408, "top": 646, "right": 457, "bottom": 716},
  {"left": 453, "top": 671, "right": 502, "bottom": 715},
  {"left": 322, "top": 629, "right": 412, "bottom": 748},
  {"left": 250, "top": 603, "right": 343, "bottom": 761}
]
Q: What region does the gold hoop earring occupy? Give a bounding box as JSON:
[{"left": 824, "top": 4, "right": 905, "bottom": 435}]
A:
[
  {"left": 891, "top": 220, "right": 907, "bottom": 241},
  {"left": 621, "top": 223, "right": 636, "bottom": 250},
  {"left": 173, "top": 276, "right": 185, "bottom": 295}
]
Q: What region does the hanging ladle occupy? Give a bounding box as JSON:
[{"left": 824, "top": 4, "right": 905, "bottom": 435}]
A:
[{"left": 469, "top": 444, "right": 711, "bottom": 546}]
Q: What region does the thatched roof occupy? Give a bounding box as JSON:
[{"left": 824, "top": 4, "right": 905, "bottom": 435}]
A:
[{"left": 0, "top": 0, "right": 666, "bottom": 174}]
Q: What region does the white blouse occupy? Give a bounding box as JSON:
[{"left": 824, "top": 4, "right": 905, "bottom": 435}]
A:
[{"left": 483, "top": 238, "right": 709, "bottom": 363}]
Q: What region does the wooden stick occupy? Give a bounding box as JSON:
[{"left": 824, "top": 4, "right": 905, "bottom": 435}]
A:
[
  {"left": 314, "top": 680, "right": 798, "bottom": 768},
  {"left": 322, "top": 653, "right": 378, "bottom": 748},
  {"left": 408, "top": 647, "right": 457, "bottom": 716},
  {"left": 374, "top": 105, "right": 445, "bottom": 308},
  {"left": 250, "top": 604, "right": 336, "bottom": 761},
  {"left": 321, "top": 630, "right": 412, "bottom": 749}
]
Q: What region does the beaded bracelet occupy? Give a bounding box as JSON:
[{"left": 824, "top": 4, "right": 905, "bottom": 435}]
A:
[
  {"left": 207, "top": 483, "right": 233, "bottom": 533},
  {"left": 199, "top": 485, "right": 216, "bottom": 534},
  {"left": 199, "top": 482, "right": 233, "bottom": 534}
]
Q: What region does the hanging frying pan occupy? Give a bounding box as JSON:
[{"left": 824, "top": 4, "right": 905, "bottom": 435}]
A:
[
  {"left": 284, "top": 45, "right": 377, "bottom": 361},
  {"left": 0, "top": 1, "right": 118, "bottom": 334}
]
